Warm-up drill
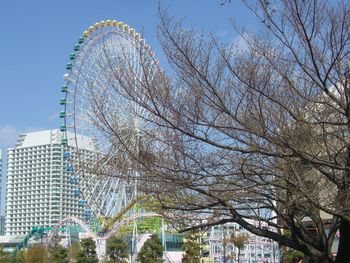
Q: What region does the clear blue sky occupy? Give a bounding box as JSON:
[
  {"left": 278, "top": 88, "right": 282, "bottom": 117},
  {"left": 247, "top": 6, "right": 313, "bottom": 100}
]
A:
[
  {"left": 0, "top": 0, "right": 254, "bottom": 214},
  {"left": 0, "top": 0, "right": 252, "bottom": 151}
]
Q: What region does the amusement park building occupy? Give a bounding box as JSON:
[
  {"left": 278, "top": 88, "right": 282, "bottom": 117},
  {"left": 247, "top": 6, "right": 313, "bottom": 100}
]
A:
[{"left": 4, "top": 129, "right": 95, "bottom": 236}]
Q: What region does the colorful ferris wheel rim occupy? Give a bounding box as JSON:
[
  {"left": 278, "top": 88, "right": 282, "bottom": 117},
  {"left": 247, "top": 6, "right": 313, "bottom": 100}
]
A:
[{"left": 59, "top": 19, "right": 159, "bottom": 227}]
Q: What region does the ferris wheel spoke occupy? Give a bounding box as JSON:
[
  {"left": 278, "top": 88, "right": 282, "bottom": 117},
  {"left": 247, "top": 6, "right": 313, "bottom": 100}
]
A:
[
  {"left": 95, "top": 179, "right": 115, "bottom": 213},
  {"left": 86, "top": 179, "right": 107, "bottom": 206},
  {"left": 107, "top": 183, "right": 128, "bottom": 216},
  {"left": 101, "top": 178, "right": 119, "bottom": 208}
]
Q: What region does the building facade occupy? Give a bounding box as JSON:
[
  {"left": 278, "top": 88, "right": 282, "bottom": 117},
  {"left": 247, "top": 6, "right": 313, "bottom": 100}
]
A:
[
  {"left": 0, "top": 216, "right": 5, "bottom": 236},
  {"left": 208, "top": 222, "right": 280, "bottom": 263},
  {"left": 4, "top": 130, "right": 94, "bottom": 236}
]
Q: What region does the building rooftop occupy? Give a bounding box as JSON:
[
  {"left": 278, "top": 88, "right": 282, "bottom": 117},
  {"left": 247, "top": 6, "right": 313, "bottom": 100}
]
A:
[{"left": 11, "top": 129, "right": 96, "bottom": 151}]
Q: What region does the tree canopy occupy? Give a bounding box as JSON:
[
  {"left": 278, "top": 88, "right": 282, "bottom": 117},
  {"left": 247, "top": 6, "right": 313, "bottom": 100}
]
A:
[
  {"left": 76, "top": 238, "right": 98, "bottom": 263},
  {"left": 85, "top": 0, "right": 350, "bottom": 262},
  {"left": 48, "top": 244, "right": 69, "bottom": 263},
  {"left": 182, "top": 231, "right": 201, "bottom": 263},
  {"left": 137, "top": 234, "right": 163, "bottom": 263},
  {"left": 106, "top": 236, "right": 128, "bottom": 263},
  {"left": 24, "top": 245, "right": 47, "bottom": 263},
  {"left": 0, "top": 246, "right": 14, "bottom": 263}
]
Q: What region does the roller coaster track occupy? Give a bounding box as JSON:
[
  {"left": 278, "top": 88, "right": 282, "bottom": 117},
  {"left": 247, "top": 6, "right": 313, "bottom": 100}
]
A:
[{"left": 47, "top": 212, "right": 160, "bottom": 245}]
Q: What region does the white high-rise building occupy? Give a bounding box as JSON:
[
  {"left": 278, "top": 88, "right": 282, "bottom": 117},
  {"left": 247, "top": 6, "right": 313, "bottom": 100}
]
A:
[{"left": 4, "top": 130, "right": 95, "bottom": 236}]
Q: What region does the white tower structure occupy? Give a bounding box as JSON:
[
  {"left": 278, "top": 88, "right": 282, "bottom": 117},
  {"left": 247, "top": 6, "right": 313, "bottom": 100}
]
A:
[{"left": 4, "top": 130, "right": 95, "bottom": 236}]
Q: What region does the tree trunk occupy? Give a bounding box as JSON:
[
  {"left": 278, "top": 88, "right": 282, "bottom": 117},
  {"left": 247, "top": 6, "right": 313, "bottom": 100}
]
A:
[{"left": 335, "top": 219, "right": 350, "bottom": 263}]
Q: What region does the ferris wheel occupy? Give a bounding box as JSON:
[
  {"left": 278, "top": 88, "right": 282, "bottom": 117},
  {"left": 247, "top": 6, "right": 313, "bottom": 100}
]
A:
[{"left": 58, "top": 19, "right": 159, "bottom": 231}]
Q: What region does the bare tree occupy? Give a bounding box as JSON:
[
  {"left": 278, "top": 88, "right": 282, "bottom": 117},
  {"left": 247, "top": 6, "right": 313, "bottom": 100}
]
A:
[
  {"left": 230, "top": 233, "right": 249, "bottom": 263},
  {"left": 90, "top": 0, "right": 350, "bottom": 262}
]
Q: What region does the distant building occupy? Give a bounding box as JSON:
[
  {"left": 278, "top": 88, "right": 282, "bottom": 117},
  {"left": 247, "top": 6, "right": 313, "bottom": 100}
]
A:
[
  {"left": 4, "top": 129, "right": 95, "bottom": 236},
  {"left": 0, "top": 235, "right": 25, "bottom": 251},
  {"left": 208, "top": 222, "right": 280, "bottom": 263}
]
